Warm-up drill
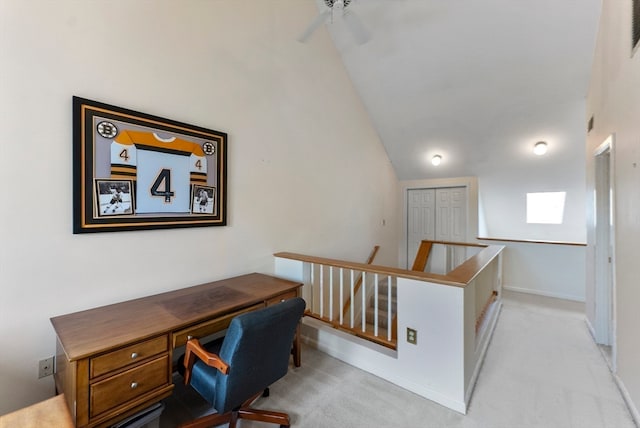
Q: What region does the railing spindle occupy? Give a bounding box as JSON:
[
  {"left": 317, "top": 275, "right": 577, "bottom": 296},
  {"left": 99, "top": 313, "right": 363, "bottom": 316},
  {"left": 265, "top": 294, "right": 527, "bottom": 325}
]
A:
[
  {"left": 329, "top": 266, "right": 334, "bottom": 321},
  {"left": 319, "top": 264, "right": 324, "bottom": 318},
  {"left": 387, "top": 275, "right": 392, "bottom": 341},
  {"left": 374, "top": 273, "right": 379, "bottom": 337},
  {"left": 310, "top": 263, "right": 315, "bottom": 315},
  {"left": 350, "top": 269, "right": 355, "bottom": 328},
  {"left": 339, "top": 268, "right": 344, "bottom": 325},
  {"left": 361, "top": 271, "right": 366, "bottom": 332}
]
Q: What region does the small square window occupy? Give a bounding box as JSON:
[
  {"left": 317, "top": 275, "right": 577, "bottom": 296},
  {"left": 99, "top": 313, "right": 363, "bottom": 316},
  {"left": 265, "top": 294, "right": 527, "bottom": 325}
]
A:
[{"left": 527, "top": 192, "right": 566, "bottom": 224}]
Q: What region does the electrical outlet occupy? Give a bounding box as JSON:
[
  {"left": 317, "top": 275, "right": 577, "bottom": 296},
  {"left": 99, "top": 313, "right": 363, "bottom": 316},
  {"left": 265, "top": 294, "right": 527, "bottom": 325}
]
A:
[
  {"left": 38, "top": 356, "right": 55, "bottom": 378},
  {"left": 406, "top": 327, "right": 417, "bottom": 345}
]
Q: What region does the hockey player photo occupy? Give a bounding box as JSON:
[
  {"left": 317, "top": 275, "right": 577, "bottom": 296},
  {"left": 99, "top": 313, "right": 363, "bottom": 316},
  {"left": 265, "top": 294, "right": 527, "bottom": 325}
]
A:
[
  {"left": 191, "top": 185, "right": 215, "bottom": 215},
  {"left": 95, "top": 179, "right": 134, "bottom": 217}
]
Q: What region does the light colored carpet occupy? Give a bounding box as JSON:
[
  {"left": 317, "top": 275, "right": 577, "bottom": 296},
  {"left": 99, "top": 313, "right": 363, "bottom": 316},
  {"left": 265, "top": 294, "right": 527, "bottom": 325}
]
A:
[{"left": 161, "top": 291, "right": 636, "bottom": 428}]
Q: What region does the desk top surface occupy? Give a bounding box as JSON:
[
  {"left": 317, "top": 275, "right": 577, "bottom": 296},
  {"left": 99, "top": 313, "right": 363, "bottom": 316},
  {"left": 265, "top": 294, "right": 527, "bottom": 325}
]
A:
[
  {"left": 0, "top": 395, "right": 73, "bottom": 428},
  {"left": 51, "top": 273, "right": 302, "bottom": 360}
]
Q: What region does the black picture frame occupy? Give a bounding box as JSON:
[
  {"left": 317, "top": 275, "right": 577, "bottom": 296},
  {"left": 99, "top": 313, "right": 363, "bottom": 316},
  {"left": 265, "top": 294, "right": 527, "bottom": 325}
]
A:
[
  {"left": 73, "top": 96, "right": 227, "bottom": 233},
  {"left": 634, "top": 0, "right": 640, "bottom": 52}
]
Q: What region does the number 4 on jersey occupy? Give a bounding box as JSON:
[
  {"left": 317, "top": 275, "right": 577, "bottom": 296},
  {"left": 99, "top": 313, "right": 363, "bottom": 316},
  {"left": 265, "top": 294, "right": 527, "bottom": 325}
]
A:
[{"left": 150, "top": 169, "right": 175, "bottom": 203}]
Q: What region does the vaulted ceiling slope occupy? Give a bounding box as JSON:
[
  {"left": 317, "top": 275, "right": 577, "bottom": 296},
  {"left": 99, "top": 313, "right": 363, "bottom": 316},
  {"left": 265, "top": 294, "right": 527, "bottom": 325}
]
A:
[{"left": 312, "top": 0, "right": 602, "bottom": 180}]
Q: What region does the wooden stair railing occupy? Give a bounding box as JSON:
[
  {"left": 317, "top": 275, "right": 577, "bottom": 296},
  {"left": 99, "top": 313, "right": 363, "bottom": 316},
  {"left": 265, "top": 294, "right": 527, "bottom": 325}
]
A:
[
  {"left": 308, "top": 311, "right": 396, "bottom": 350},
  {"left": 278, "top": 242, "right": 504, "bottom": 352},
  {"left": 362, "top": 277, "right": 397, "bottom": 348},
  {"left": 358, "top": 240, "right": 434, "bottom": 342},
  {"left": 476, "top": 290, "right": 499, "bottom": 332},
  {"left": 339, "top": 245, "right": 380, "bottom": 320},
  {"left": 333, "top": 245, "right": 398, "bottom": 349},
  {"left": 411, "top": 240, "right": 434, "bottom": 271}
]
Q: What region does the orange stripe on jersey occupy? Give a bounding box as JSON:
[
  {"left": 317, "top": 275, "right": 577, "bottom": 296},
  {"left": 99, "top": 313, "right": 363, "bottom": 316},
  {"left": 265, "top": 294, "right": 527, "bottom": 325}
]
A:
[
  {"left": 111, "top": 165, "right": 137, "bottom": 176},
  {"left": 111, "top": 174, "right": 137, "bottom": 180},
  {"left": 115, "top": 130, "right": 205, "bottom": 156},
  {"left": 190, "top": 172, "right": 207, "bottom": 184}
]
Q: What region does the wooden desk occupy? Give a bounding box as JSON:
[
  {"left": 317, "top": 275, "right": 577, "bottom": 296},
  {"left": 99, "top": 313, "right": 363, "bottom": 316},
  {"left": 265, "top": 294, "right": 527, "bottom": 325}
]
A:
[
  {"left": 50, "top": 273, "right": 302, "bottom": 428},
  {"left": 0, "top": 395, "right": 74, "bottom": 428}
]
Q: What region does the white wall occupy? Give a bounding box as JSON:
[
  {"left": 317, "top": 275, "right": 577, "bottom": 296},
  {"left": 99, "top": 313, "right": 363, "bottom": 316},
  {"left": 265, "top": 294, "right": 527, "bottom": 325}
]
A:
[
  {"left": 586, "top": 0, "right": 640, "bottom": 421},
  {"left": 461, "top": 90, "right": 588, "bottom": 302},
  {"left": 0, "top": 0, "right": 399, "bottom": 414},
  {"left": 477, "top": 116, "right": 587, "bottom": 244},
  {"left": 481, "top": 240, "right": 586, "bottom": 302}
]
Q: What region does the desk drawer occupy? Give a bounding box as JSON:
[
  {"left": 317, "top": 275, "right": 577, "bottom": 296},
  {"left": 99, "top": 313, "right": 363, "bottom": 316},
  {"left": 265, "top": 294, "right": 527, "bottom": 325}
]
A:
[
  {"left": 172, "top": 304, "right": 262, "bottom": 348},
  {"left": 90, "top": 355, "right": 169, "bottom": 418},
  {"left": 91, "top": 335, "right": 168, "bottom": 379},
  {"left": 266, "top": 290, "right": 298, "bottom": 306}
]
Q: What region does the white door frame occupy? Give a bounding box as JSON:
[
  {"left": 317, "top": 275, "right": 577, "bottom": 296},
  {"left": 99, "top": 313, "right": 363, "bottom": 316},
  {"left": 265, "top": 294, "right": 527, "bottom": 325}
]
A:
[
  {"left": 594, "top": 134, "right": 616, "bottom": 364},
  {"left": 399, "top": 177, "right": 478, "bottom": 269}
]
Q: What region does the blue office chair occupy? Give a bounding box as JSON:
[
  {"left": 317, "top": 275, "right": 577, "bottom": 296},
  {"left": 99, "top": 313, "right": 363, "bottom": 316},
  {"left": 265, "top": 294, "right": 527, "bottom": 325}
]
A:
[{"left": 179, "top": 297, "right": 306, "bottom": 428}]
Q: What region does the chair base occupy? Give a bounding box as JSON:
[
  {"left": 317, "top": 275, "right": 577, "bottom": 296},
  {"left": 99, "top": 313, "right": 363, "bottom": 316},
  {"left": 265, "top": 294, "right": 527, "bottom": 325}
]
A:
[{"left": 178, "top": 391, "right": 290, "bottom": 428}]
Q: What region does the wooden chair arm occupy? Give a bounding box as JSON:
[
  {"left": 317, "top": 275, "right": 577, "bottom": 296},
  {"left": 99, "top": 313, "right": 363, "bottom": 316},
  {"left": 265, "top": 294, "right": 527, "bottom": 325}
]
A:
[{"left": 183, "top": 338, "right": 230, "bottom": 386}]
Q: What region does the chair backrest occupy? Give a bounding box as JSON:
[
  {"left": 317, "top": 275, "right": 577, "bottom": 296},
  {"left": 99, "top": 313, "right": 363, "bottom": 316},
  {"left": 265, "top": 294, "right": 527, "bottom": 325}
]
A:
[{"left": 213, "top": 297, "right": 305, "bottom": 412}]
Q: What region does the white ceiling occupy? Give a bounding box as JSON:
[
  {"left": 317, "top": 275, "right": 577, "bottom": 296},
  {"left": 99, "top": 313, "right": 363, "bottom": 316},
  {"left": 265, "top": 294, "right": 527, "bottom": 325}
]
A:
[{"left": 306, "top": 0, "right": 602, "bottom": 180}]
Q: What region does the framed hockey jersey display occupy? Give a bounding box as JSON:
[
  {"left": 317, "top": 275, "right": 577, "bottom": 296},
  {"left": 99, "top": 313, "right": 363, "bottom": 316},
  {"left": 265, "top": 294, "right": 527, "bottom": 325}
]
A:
[{"left": 73, "top": 96, "right": 227, "bottom": 233}]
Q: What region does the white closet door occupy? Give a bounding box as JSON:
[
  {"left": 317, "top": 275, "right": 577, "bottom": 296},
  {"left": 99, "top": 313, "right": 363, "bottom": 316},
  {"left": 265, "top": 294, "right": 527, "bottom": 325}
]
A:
[
  {"left": 407, "top": 187, "right": 467, "bottom": 269},
  {"left": 407, "top": 189, "right": 435, "bottom": 268}
]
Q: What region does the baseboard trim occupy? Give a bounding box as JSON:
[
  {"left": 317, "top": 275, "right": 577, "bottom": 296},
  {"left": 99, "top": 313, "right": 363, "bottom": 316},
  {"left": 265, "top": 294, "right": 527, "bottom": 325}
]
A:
[
  {"left": 613, "top": 372, "right": 640, "bottom": 427},
  {"left": 587, "top": 318, "right": 639, "bottom": 426},
  {"left": 586, "top": 318, "right": 638, "bottom": 426},
  {"left": 585, "top": 317, "right": 597, "bottom": 340},
  {"left": 502, "top": 285, "right": 585, "bottom": 302}
]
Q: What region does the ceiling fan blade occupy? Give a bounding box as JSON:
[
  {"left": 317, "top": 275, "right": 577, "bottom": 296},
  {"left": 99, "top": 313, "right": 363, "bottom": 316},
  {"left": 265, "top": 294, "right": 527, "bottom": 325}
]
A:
[
  {"left": 343, "top": 9, "right": 371, "bottom": 45},
  {"left": 297, "top": 10, "right": 331, "bottom": 43}
]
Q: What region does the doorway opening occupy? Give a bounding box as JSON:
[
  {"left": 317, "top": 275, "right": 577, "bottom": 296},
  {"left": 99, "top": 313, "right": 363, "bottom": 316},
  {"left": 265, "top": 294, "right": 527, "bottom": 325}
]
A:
[{"left": 594, "top": 134, "right": 616, "bottom": 369}]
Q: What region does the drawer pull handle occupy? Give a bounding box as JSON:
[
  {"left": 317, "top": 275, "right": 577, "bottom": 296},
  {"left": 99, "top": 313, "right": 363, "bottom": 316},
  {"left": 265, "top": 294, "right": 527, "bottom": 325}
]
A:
[
  {"left": 130, "top": 382, "right": 138, "bottom": 389},
  {"left": 131, "top": 352, "right": 138, "bottom": 359}
]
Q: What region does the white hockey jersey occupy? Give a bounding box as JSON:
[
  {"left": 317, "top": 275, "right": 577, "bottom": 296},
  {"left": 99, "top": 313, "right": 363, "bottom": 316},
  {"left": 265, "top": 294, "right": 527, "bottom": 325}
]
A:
[{"left": 110, "top": 130, "right": 207, "bottom": 214}]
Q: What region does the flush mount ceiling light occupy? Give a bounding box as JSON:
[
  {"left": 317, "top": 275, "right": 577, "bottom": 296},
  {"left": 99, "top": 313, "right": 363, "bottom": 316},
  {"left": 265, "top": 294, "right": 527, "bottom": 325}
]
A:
[
  {"left": 533, "top": 141, "right": 548, "bottom": 156},
  {"left": 431, "top": 155, "right": 442, "bottom": 166}
]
